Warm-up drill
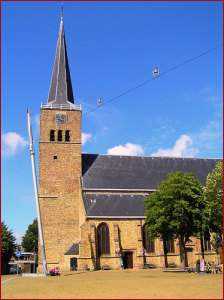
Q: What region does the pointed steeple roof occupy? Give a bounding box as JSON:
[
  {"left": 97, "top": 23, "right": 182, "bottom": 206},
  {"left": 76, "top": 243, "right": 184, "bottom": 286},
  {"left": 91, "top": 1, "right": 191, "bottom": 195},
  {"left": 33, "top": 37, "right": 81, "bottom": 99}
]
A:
[{"left": 47, "top": 14, "right": 74, "bottom": 105}]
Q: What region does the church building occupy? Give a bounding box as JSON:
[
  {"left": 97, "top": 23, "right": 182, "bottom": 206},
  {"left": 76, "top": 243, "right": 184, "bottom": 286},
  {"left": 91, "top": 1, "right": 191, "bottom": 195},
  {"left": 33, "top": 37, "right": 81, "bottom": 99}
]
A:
[{"left": 38, "top": 14, "right": 220, "bottom": 272}]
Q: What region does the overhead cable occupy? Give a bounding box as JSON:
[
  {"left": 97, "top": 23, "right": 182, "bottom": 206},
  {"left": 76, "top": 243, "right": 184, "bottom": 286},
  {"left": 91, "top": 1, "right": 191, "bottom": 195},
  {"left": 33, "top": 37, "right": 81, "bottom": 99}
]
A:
[
  {"left": 80, "top": 31, "right": 222, "bottom": 103},
  {"left": 83, "top": 43, "right": 222, "bottom": 117}
]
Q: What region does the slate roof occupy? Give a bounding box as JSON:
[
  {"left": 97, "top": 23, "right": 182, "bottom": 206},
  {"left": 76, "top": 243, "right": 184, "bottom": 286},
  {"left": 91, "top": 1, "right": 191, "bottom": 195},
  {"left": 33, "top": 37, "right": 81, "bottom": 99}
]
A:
[
  {"left": 47, "top": 15, "right": 74, "bottom": 106},
  {"left": 83, "top": 193, "right": 147, "bottom": 217},
  {"left": 82, "top": 154, "right": 220, "bottom": 190},
  {"left": 64, "top": 243, "right": 79, "bottom": 255}
]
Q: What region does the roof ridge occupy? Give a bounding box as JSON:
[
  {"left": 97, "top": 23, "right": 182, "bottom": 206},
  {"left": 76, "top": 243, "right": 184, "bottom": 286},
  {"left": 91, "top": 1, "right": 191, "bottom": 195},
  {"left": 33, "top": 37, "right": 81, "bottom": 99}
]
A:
[{"left": 81, "top": 153, "right": 222, "bottom": 160}]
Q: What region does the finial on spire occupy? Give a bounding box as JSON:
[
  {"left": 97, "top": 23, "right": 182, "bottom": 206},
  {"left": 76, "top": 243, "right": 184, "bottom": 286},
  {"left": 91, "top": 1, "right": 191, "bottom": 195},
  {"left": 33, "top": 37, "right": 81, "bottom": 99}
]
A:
[{"left": 61, "top": 1, "right": 63, "bottom": 20}]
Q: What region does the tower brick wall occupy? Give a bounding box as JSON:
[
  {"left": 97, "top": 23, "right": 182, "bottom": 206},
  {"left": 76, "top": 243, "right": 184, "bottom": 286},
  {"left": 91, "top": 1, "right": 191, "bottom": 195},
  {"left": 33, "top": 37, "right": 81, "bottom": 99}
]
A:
[{"left": 38, "top": 108, "right": 82, "bottom": 271}]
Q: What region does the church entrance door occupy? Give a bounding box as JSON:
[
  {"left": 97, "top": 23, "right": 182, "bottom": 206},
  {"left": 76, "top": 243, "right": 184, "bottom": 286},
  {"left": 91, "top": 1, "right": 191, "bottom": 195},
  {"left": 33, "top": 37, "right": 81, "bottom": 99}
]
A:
[
  {"left": 185, "top": 248, "right": 194, "bottom": 267},
  {"left": 70, "top": 257, "right": 78, "bottom": 271},
  {"left": 123, "top": 252, "right": 133, "bottom": 269}
]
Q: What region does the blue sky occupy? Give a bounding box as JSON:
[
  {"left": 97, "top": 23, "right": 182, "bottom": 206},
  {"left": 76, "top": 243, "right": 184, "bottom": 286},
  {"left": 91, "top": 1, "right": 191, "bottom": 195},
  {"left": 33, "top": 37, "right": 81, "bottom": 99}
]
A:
[{"left": 1, "top": 1, "right": 223, "bottom": 242}]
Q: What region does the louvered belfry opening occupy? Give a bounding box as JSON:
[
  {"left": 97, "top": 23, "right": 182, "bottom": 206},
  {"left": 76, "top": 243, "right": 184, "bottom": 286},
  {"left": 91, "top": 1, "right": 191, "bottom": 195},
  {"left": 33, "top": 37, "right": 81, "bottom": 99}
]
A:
[
  {"left": 65, "top": 130, "right": 70, "bottom": 142},
  {"left": 142, "top": 225, "right": 155, "bottom": 253},
  {"left": 97, "top": 223, "right": 110, "bottom": 256},
  {"left": 50, "top": 130, "right": 55, "bottom": 141},
  {"left": 58, "top": 130, "right": 63, "bottom": 142}
]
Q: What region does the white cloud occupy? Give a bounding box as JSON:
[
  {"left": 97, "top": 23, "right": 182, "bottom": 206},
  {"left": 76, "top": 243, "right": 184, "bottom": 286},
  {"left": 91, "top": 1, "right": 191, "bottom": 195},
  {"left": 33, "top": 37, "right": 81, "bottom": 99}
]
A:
[
  {"left": 2, "top": 132, "right": 29, "bottom": 156},
  {"left": 191, "top": 120, "right": 223, "bottom": 154},
  {"left": 81, "top": 133, "right": 92, "bottom": 145},
  {"left": 107, "top": 142, "right": 144, "bottom": 156},
  {"left": 196, "top": 121, "right": 222, "bottom": 143},
  {"left": 151, "top": 134, "right": 199, "bottom": 157},
  {"left": 102, "top": 127, "right": 109, "bottom": 134},
  {"left": 13, "top": 232, "right": 23, "bottom": 244}
]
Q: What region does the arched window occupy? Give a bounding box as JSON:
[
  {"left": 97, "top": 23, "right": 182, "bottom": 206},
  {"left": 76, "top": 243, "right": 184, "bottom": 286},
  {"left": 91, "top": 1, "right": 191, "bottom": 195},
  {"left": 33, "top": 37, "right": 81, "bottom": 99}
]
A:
[
  {"left": 97, "top": 223, "right": 110, "bottom": 256},
  {"left": 203, "top": 229, "right": 212, "bottom": 251},
  {"left": 142, "top": 225, "right": 155, "bottom": 253},
  {"left": 166, "top": 239, "right": 175, "bottom": 253}
]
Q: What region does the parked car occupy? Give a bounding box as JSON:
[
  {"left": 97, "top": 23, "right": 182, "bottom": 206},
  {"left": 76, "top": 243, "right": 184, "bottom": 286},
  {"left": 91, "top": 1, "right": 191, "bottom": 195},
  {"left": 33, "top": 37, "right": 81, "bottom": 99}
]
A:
[{"left": 9, "top": 265, "right": 22, "bottom": 274}]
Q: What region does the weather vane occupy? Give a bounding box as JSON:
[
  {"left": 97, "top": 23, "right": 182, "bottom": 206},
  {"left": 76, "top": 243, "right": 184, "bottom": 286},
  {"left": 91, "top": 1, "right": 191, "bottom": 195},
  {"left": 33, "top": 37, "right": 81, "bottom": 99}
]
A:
[{"left": 61, "top": 1, "right": 63, "bottom": 18}]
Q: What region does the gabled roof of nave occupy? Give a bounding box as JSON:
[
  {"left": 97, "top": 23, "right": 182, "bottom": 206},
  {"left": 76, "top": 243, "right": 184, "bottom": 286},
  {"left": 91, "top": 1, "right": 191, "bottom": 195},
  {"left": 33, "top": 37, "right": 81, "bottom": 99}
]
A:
[
  {"left": 47, "top": 14, "right": 74, "bottom": 106},
  {"left": 81, "top": 154, "right": 221, "bottom": 217},
  {"left": 82, "top": 154, "right": 221, "bottom": 191}
]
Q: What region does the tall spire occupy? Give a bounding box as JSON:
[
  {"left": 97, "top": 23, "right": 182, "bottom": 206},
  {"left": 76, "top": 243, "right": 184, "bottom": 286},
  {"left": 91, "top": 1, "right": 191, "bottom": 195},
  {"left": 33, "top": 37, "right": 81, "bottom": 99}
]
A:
[{"left": 47, "top": 14, "right": 74, "bottom": 105}]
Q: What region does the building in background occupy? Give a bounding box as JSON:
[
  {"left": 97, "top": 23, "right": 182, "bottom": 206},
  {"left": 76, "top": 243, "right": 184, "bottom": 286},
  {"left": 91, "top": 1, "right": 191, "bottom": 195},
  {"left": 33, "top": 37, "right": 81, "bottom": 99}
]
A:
[{"left": 9, "top": 246, "right": 36, "bottom": 274}]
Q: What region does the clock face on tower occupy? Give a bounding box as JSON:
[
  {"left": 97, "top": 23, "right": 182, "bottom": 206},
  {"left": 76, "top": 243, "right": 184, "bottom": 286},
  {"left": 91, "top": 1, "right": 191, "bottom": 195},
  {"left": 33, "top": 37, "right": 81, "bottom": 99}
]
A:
[{"left": 56, "top": 114, "right": 66, "bottom": 124}]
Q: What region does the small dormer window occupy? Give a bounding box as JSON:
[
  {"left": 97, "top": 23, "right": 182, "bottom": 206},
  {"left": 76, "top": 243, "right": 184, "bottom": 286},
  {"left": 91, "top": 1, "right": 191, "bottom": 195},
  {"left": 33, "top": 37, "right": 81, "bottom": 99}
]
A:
[
  {"left": 58, "top": 130, "right": 62, "bottom": 142},
  {"left": 65, "top": 130, "right": 70, "bottom": 142},
  {"left": 50, "top": 130, "right": 55, "bottom": 141}
]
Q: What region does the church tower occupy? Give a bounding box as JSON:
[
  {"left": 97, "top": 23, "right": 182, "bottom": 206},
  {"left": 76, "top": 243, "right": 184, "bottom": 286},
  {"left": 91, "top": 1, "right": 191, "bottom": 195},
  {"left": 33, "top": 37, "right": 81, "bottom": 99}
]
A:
[{"left": 38, "top": 13, "right": 82, "bottom": 271}]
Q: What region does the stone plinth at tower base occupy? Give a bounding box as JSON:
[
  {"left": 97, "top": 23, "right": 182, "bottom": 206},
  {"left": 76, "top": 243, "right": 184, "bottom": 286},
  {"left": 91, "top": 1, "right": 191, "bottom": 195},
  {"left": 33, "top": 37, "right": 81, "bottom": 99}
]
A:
[{"left": 22, "top": 273, "right": 46, "bottom": 277}]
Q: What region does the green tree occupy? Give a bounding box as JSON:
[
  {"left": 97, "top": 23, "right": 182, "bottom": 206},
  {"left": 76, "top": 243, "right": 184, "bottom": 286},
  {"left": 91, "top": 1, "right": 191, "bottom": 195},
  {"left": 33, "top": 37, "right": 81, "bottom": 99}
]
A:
[
  {"left": 144, "top": 171, "right": 205, "bottom": 268},
  {"left": 22, "top": 218, "right": 38, "bottom": 252},
  {"left": 204, "top": 161, "right": 223, "bottom": 258},
  {"left": 1, "top": 221, "right": 16, "bottom": 274},
  {"left": 204, "top": 161, "right": 223, "bottom": 235}
]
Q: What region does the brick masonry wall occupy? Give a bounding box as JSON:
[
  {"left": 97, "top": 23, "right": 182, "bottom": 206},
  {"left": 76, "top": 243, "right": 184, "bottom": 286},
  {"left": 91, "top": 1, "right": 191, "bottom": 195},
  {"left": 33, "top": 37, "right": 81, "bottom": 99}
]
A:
[
  {"left": 78, "top": 218, "right": 218, "bottom": 270},
  {"left": 78, "top": 218, "right": 165, "bottom": 270},
  {"left": 38, "top": 109, "right": 82, "bottom": 272}
]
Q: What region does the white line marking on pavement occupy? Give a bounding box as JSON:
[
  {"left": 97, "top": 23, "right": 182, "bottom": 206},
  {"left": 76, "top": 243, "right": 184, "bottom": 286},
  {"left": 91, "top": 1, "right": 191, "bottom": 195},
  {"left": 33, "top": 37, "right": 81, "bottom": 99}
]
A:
[{"left": 1, "top": 277, "right": 17, "bottom": 284}]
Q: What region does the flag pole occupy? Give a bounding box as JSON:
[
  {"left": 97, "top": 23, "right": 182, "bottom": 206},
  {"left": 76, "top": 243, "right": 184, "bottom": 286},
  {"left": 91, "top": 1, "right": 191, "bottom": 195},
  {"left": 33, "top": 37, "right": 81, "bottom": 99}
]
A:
[{"left": 27, "top": 108, "right": 47, "bottom": 274}]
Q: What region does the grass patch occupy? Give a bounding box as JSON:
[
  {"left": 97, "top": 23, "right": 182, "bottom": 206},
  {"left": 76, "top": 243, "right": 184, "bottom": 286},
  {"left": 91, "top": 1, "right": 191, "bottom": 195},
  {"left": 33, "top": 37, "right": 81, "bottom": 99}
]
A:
[{"left": 1, "top": 269, "right": 223, "bottom": 299}]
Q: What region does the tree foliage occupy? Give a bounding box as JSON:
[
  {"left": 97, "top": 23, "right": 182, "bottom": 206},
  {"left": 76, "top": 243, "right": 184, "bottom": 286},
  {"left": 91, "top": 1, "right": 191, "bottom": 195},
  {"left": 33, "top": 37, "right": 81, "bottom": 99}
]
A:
[
  {"left": 1, "top": 221, "right": 16, "bottom": 274},
  {"left": 204, "top": 161, "right": 223, "bottom": 235},
  {"left": 144, "top": 171, "right": 205, "bottom": 268},
  {"left": 22, "top": 218, "right": 38, "bottom": 252}
]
